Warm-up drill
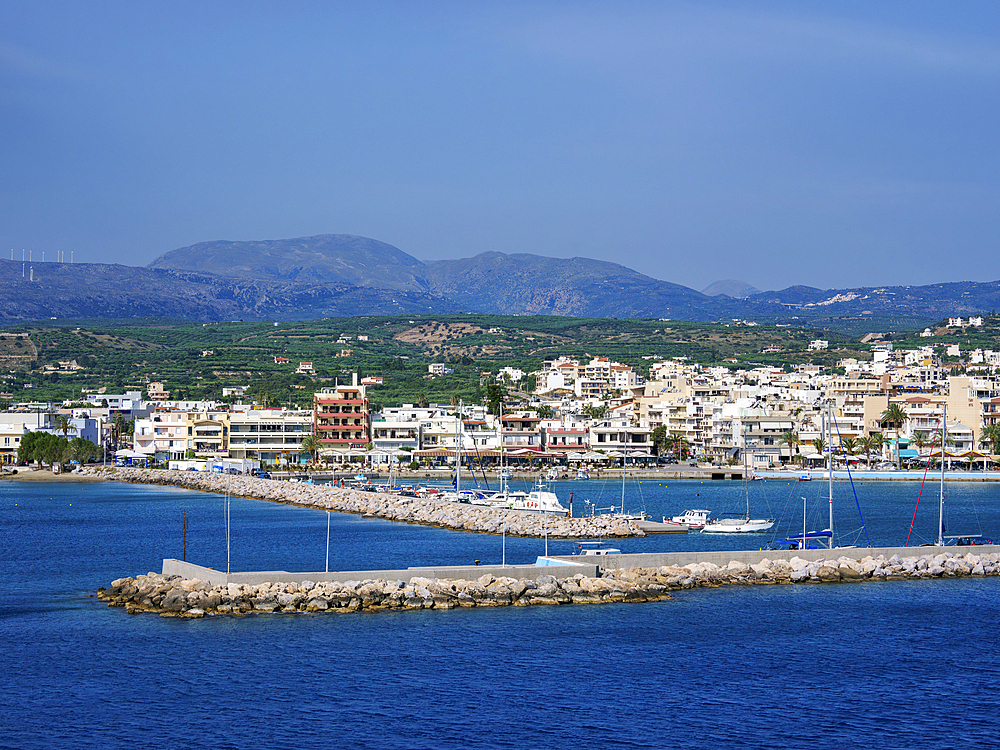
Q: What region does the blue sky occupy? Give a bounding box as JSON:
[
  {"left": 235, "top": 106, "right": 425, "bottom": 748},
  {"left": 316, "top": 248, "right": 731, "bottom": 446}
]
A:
[{"left": 2, "top": 1, "right": 997, "bottom": 292}]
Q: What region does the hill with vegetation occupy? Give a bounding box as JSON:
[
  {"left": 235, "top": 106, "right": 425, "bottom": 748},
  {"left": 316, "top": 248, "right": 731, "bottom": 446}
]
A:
[{"left": 0, "top": 234, "right": 998, "bottom": 333}]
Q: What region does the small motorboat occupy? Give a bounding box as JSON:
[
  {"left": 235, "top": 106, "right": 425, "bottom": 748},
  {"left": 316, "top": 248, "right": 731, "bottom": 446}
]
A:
[{"left": 667, "top": 509, "right": 712, "bottom": 530}]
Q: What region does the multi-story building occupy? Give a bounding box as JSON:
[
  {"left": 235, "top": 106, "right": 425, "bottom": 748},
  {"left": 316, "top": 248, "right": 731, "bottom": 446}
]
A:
[
  {"left": 501, "top": 413, "right": 542, "bottom": 452},
  {"left": 134, "top": 412, "right": 190, "bottom": 461},
  {"left": 228, "top": 409, "right": 313, "bottom": 464},
  {"left": 313, "top": 375, "right": 369, "bottom": 455}
]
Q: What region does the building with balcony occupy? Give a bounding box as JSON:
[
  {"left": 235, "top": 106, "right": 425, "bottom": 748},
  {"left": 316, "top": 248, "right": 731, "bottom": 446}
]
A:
[
  {"left": 313, "top": 375, "right": 369, "bottom": 455},
  {"left": 229, "top": 409, "right": 313, "bottom": 464}
]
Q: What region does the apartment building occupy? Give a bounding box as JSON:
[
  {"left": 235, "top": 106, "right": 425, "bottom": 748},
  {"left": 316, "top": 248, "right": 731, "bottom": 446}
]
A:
[
  {"left": 313, "top": 375, "right": 370, "bottom": 454},
  {"left": 228, "top": 409, "right": 313, "bottom": 464}
]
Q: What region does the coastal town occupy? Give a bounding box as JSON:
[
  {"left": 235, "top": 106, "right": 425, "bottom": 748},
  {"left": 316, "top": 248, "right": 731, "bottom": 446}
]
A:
[{"left": 4, "top": 315, "right": 999, "bottom": 474}]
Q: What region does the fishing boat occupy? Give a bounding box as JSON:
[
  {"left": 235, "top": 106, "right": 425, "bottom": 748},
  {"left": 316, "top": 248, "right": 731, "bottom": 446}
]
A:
[{"left": 666, "top": 509, "right": 712, "bottom": 530}]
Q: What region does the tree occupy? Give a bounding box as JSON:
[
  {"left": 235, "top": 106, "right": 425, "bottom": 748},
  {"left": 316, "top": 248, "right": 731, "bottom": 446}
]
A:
[
  {"left": 879, "top": 403, "right": 908, "bottom": 469},
  {"left": 18, "top": 431, "right": 69, "bottom": 468},
  {"left": 779, "top": 430, "right": 800, "bottom": 465},
  {"left": 67, "top": 437, "right": 100, "bottom": 464},
  {"left": 536, "top": 404, "right": 553, "bottom": 419},
  {"left": 484, "top": 383, "right": 506, "bottom": 415},
  {"left": 53, "top": 414, "right": 74, "bottom": 439},
  {"left": 839, "top": 436, "right": 859, "bottom": 465},
  {"left": 299, "top": 434, "right": 320, "bottom": 466},
  {"left": 978, "top": 424, "right": 1000, "bottom": 456},
  {"left": 666, "top": 431, "right": 690, "bottom": 461},
  {"left": 651, "top": 425, "right": 669, "bottom": 456},
  {"left": 862, "top": 432, "right": 886, "bottom": 466},
  {"left": 812, "top": 437, "right": 825, "bottom": 455},
  {"left": 911, "top": 431, "right": 928, "bottom": 452}
]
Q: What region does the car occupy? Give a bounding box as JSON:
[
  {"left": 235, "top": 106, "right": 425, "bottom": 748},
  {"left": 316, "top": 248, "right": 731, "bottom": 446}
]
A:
[{"left": 256, "top": 471, "right": 272, "bottom": 479}]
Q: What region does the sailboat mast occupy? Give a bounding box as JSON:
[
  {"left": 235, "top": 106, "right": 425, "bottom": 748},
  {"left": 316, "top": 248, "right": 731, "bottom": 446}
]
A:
[
  {"left": 456, "top": 398, "right": 462, "bottom": 493},
  {"left": 498, "top": 401, "right": 506, "bottom": 496},
  {"left": 743, "top": 422, "right": 750, "bottom": 521},
  {"left": 828, "top": 402, "right": 834, "bottom": 549},
  {"left": 939, "top": 404, "right": 946, "bottom": 546},
  {"left": 621, "top": 447, "right": 626, "bottom": 512}
]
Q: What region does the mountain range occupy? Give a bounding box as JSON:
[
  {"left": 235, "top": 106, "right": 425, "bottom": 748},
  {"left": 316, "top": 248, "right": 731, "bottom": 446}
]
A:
[{"left": 1, "top": 233, "right": 998, "bottom": 331}]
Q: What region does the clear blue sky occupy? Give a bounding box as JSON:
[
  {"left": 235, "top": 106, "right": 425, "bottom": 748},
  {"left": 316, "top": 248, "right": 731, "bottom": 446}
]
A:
[{"left": 2, "top": 1, "right": 998, "bottom": 292}]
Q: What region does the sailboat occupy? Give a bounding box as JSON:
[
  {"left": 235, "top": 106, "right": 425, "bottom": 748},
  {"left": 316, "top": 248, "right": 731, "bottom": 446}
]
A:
[
  {"left": 440, "top": 399, "right": 488, "bottom": 504},
  {"left": 702, "top": 424, "right": 774, "bottom": 533},
  {"left": 597, "top": 449, "right": 649, "bottom": 521},
  {"left": 777, "top": 403, "right": 835, "bottom": 548}
]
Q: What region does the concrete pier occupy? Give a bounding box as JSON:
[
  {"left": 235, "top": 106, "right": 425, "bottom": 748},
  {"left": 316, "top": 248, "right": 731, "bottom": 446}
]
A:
[
  {"left": 162, "top": 558, "right": 600, "bottom": 587},
  {"left": 163, "top": 543, "right": 999, "bottom": 587}
]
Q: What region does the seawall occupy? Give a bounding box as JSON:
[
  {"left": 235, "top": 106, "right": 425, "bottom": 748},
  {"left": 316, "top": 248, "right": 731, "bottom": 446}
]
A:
[
  {"left": 81, "top": 466, "right": 643, "bottom": 539},
  {"left": 95, "top": 546, "right": 1000, "bottom": 618}
]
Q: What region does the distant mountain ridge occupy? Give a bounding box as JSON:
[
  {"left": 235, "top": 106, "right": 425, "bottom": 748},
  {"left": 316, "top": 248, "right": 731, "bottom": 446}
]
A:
[
  {"left": 701, "top": 279, "right": 761, "bottom": 299},
  {"left": 0, "top": 233, "right": 996, "bottom": 329}
]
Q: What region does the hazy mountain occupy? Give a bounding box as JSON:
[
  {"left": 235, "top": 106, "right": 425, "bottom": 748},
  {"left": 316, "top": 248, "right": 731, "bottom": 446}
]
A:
[
  {"left": 0, "top": 260, "right": 461, "bottom": 321},
  {"left": 0, "top": 233, "right": 996, "bottom": 328},
  {"left": 148, "top": 234, "right": 432, "bottom": 292},
  {"left": 420, "top": 252, "right": 730, "bottom": 318},
  {"left": 701, "top": 279, "right": 761, "bottom": 298}
]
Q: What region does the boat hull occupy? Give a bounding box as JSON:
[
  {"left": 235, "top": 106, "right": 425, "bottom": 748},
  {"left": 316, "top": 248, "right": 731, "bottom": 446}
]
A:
[{"left": 702, "top": 518, "right": 775, "bottom": 533}]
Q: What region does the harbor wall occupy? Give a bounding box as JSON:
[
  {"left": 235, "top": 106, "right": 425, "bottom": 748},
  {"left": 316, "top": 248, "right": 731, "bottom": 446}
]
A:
[
  {"left": 544, "top": 544, "right": 1000, "bottom": 571},
  {"left": 162, "top": 558, "right": 599, "bottom": 586},
  {"left": 162, "top": 545, "right": 999, "bottom": 587}
]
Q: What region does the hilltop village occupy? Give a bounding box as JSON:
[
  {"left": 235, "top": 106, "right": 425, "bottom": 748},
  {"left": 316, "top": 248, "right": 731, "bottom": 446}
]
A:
[{"left": 3, "top": 315, "right": 999, "bottom": 473}]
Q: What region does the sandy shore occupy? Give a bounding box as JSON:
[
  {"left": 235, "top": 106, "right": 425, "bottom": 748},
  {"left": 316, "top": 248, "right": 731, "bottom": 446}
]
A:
[{"left": 1, "top": 468, "right": 107, "bottom": 482}]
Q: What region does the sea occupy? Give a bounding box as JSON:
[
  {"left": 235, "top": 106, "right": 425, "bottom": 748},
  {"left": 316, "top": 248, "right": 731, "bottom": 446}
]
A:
[{"left": 2, "top": 474, "right": 1000, "bottom": 750}]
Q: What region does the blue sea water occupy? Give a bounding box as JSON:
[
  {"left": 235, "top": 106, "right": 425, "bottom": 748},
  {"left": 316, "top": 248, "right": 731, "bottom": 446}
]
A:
[{"left": 2, "top": 477, "right": 1000, "bottom": 750}]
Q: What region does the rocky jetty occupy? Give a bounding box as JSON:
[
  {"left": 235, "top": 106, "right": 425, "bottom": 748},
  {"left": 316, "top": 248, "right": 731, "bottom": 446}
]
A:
[
  {"left": 99, "top": 570, "right": 674, "bottom": 617},
  {"left": 79, "top": 467, "right": 642, "bottom": 539},
  {"left": 99, "top": 550, "right": 1000, "bottom": 618}
]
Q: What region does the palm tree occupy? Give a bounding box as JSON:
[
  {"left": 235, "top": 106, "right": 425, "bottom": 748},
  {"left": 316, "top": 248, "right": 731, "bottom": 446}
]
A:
[
  {"left": 299, "top": 434, "right": 320, "bottom": 467},
  {"left": 879, "top": 403, "right": 908, "bottom": 469},
  {"left": 857, "top": 436, "right": 873, "bottom": 466},
  {"left": 53, "top": 414, "right": 74, "bottom": 439},
  {"left": 667, "top": 431, "right": 690, "bottom": 461},
  {"left": 839, "top": 436, "right": 859, "bottom": 462},
  {"left": 911, "top": 431, "right": 928, "bottom": 452},
  {"left": 868, "top": 432, "right": 887, "bottom": 466},
  {"left": 780, "top": 430, "right": 800, "bottom": 465},
  {"left": 978, "top": 424, "right": 1000, "bottom": 455}
]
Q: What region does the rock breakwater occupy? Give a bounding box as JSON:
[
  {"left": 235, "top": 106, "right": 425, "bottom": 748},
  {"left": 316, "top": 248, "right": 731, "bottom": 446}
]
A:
[
  {"left": 99, "top": 550, "right": 1000, "bottom": 618},
  {"left": 80, "top": 467, "right": 642, "bottom": 538}
]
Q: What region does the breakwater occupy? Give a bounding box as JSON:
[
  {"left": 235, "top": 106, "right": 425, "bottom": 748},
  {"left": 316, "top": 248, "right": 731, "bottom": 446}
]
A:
[
  {"left": 79, "top": 467, "right": 642, "bottom": 539},
  {"left": 98, "top": 549, "right": 1000, "bottom": 618}
]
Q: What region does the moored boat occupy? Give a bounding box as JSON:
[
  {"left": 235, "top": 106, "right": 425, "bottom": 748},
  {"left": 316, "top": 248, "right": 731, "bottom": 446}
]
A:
[
  {"left": 667, "top": 509, "right": 712, "bottom": 530},
  {"left": 702, "top": 516, "right": 775, "bottom": 533}
]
